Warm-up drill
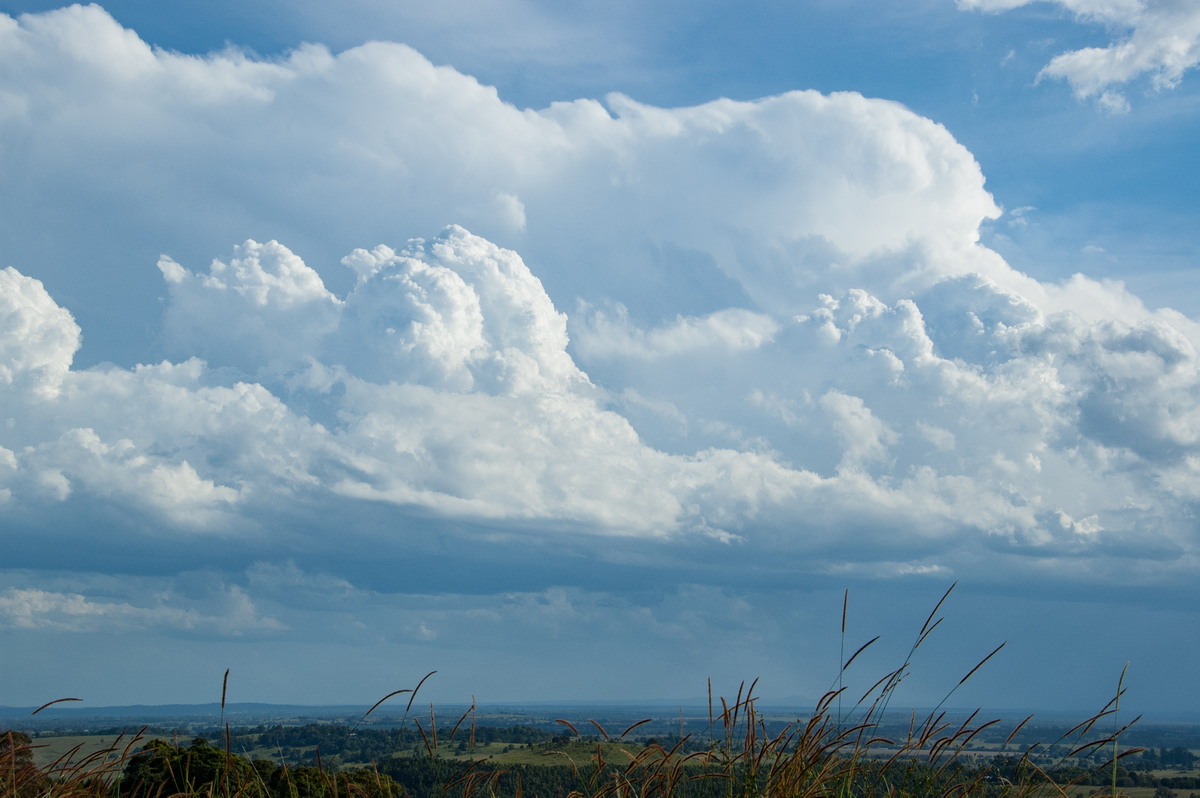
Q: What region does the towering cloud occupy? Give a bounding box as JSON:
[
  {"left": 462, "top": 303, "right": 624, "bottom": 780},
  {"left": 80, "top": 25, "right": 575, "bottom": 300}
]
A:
[
  {"left": 0, "top": 267, "right": 80, "bottom": 399},
  {"left": 4, "top": 218, "right": 1199, "bottom": 579},
  {"left": 0, "top": 4, "right": 1005, "bottom": 361}
]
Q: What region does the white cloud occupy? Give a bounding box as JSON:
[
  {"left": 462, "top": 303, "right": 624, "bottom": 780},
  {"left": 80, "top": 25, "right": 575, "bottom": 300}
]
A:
[
  {"left": 14, "top": 225, "right": 1193, "bottom": 564},
  {"left": 23, "top": 427, "right": 242, "bottom": 526},
  {"left": 159, "top": 239, "right": 341, "bottom": 375},
  {"left": 0, "top": 267, "right": 79, "bottom": 399},
  {"left": 326, "top": 376, "right": 687, "bottom": 535},
  {"left": 0, "top": 5, "right": 1197, "bottom": 621},
  {"left": 0, "top": 585, "right": 283, "bottom": 635},
  {"left": 1, "top": 353, "right": 331, "bottom": 530},
  {"left": 333, "top": 227, "right": 586, "bottom": 395},
  {"left": 0, "top": 3, "right": 1006, "bottom": 364},
  {"left": 958, "top": 0, "right": 1200, "bottom": 108},
  {"left": 573, "top": 305, "right": 779, "bottom": 361},
  {"left": 819, "top": 390, "right": 898, "bottom": 474}
]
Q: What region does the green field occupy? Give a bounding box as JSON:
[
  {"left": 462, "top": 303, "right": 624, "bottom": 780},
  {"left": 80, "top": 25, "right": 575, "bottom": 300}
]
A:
[{"left": 24, "top": 732, "right": 175, "bottom": 769}]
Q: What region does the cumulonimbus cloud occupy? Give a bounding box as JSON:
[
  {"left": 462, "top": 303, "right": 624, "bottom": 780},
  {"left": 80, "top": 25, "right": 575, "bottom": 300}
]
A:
[{"left": 0, "top": 4, "right": 1197, "bottom": 601}]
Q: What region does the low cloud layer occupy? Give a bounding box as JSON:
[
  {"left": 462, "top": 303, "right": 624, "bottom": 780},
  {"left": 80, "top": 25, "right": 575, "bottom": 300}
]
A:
[{"left": 0, "top": 584, "right": 281, "bottom": 635}]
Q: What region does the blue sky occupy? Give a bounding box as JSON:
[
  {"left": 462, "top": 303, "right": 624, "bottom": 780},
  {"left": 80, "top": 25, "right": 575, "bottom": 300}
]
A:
[{"left": 1, "top": 0, "right": 1199, "bottom": 720}]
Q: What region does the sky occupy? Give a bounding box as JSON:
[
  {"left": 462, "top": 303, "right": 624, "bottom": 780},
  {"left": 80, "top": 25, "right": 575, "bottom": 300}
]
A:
[{"left": 1, "top": 0, "right": 1199, "bottom": 721}]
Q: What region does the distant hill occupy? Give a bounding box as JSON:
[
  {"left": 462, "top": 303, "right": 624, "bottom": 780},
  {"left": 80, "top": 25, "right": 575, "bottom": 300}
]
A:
[{"left": 5, "top": 700, "right": 1198, "bottom": 735}]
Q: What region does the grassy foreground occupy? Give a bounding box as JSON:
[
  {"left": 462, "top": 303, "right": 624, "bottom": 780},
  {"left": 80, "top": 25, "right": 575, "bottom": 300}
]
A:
[{"left": 2, "top": 586, "right": 1145, "bottom": 797}]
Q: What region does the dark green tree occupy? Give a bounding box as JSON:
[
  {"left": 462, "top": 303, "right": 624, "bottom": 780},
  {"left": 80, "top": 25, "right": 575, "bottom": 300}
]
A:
[{"left": 121, "top": 737, "right": 261, "bottom": 797}]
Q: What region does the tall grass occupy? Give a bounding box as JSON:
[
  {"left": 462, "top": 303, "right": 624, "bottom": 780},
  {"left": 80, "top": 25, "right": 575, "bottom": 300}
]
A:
[
  {"left": 512, "top": 584, "right": 1142, "bottom": 798},
  {"left": 2, "top": 718, "right": 147, "bottom": 798}
]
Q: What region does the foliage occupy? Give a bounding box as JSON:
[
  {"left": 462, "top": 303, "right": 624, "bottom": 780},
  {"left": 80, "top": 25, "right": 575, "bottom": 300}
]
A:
[
  {"left": 1, "top": 731, "right": 400, "bottom": 798},
  {"left": 119, "top": 736, "right": 402, "bottom": 798}
]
